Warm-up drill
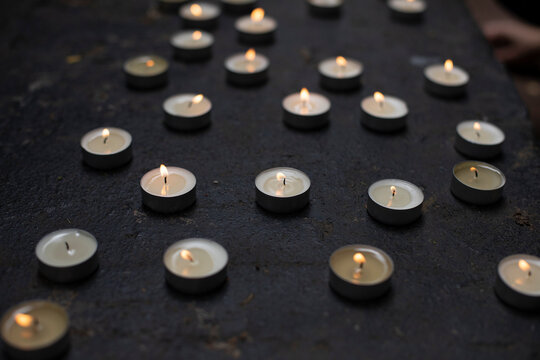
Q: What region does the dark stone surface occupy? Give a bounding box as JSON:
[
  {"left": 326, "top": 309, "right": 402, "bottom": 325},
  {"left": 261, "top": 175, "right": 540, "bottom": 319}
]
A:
[{"left": 1, "top": 0, "right": 540, "bottom": 359}]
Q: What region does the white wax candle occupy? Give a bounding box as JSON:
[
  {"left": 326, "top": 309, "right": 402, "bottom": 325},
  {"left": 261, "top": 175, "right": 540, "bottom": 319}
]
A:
[
  {"left": 308, "top": 0, "right": 343, "bottom": 6},
  {"left": 222, "top": 0, "right": 256, "bottom": 4},
  {"left": 235, "top": 9, "right": 277, "bottom": 34},
  {"left": 318, "top": 56, "right": 363, "bottom": 79},
  {"left": 387, "top": 0, "right": 426, "bottom": 13},
  {"left": 180, "top": 2, "right": 220, "bottom": 20},
  {"left": 457, "top": 121, "right": 504, "bottom": 145},
  {"left": 424, "top": 61, "right": 469, "bottom": 87},
  {"left": 124, "top": 55, "right": 168, "bottom": 77},
  {"left": 499, "top": 255, "right": 540, "bottom": 295},
  {"left": 330, "top": 245, "right": 393, "bottom": 285},
  {"left": 170, "top": 30, "right": 214, "bottom": 49},
  {"left": 163, "top": 94, "right": 212, "bottom": 118},
  {"left": 369, "top": 179, "right": 423, "bottom": 209},
  {"left": 282, "top": 89, "right": 331, "bottom": 116},
  {"left": 361, "top": 93, "right": 408, "bottom": 119},
  {"left": 164, "top": 238, "right": 228, "bottom": 278},
  {"left": 36, "top": 229, "right": 97, "bottom": 268},
  {"left": 453, "top": 162, "right": 504, "bottom": 191},
  {"left": 141, "top": 166, "right": 196, "bottom": 197},
  {"left": 81, "top": 127, "right": 131, "bottom": 155},
  {"left": 255, "top": 168, "right": 310, "bottom": 198},
  {"left": 225, "top": 51, "right": 269, "bottom": 74}
]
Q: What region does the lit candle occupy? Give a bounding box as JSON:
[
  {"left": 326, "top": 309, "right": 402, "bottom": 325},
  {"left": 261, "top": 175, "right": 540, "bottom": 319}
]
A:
[
  {"left": 235, "top": 8, "right": 277, "bottom": 44},
  {"left": 221, "top": 0, "right": 257, "bottom": 13},
  {"left": 367, "top": 179, "right": 424, "bottom": 225},
  {"left": 180, "top": 2, "right": 221, "bottom": 30},
  {"left": 140, "top": 164, "right": 197, "bottom": 213},
  {"left": 318, "top": 56, "right": 363, "bottom": 91},
  {"left": 424, "top": 59, "right": 469, "bottom": 98},
  {"left": 451, "top": 161, "right": 506, "bottom": 205},
  {"left": 329, "top": 245, "right": 394, "bottom": 300},
  {"left": 455, "top": 120, "right": 505, "bottom": 159},
  {"left": 282, "top": 88, "right": 331, "bottom": 130},
  {"left": 80, "top": 127, "right": 132, "bottom": 169},
  {"left": 495, "top": 254, "right": 540, "bottom": 310},
  {"left": 123, "top": 55, "right": 169, "bottom": 89},
  {"left": 163, "top": 238, "right": 228, "bottom": 294},
  {"left": 0, "top": 300, "right": 70, "bottom": 360},
  {"left": 387, "top": 0, "right": 426, "bottom": 21},
  {"left": 306, "top": 0, "right": 343, "bottom": 17},
  {"left": 255, "top": 167, "right": 311, "bottom": 213},
  {"left": 170, "top": 30, "right": 214, "bottom": 61},
  {"left": 36, "top": 229, "right": 99, "bottom": 283},
  {"left": 159, "top": 0, "right": 189, "bottom": 13},
  {"left": 163, "top": 93, "right": 212, "bottom": 130},
  {"left": 225, "top": 48, "right": 269, "bottom": 86},
  {"left": 361, "top": 91, "right": 408, "bottom": 132}
]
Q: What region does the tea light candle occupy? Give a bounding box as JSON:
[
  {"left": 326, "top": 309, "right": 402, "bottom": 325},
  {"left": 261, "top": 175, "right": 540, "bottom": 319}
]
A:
[
  {"left": 235, "top": 8, "right": 277, "bottom": 44},
  {"left": 163, "top": 93, "right": 212, "bottom": 130},
  {"left": 123, "top": 55, "right": 169, "bottom": 89},
  {"left": 0, "top": 301, "right": 69, "bottom": 360},
  {"left": 361, "top": 91, "right": 408, "bottom": 132},
  {"left": 387, "top": 0, "right": 426, "bottom": 21},
  {"left": 329, "top": 245, "right": 394, "bottom": 300},
  {"left": 221, "top": 0, "right": 257, "bottom": 13},
  {"left": 80, "top": 127, "right": 132, "bottom": 169},
  {"left": 307, "top": 0, "right": 343, "bottom": 17},
  {"left": 282, "top": 88, "right": 331, "bottom": 130},
  {"left": 140, "top": 165, "right": 197, "bottom": 213},
  {"left": 180, "top": 3, "right": 220, "bottom": 30},
  {"left": 455, "top": 120, "right": 505, "bottom": 159},
  {"left": 164, "top": 238, "right": 228, "bottom": 294},
  {"left": 159, "top": 0, "right": 188, "bottom": 13},
  {"left": 36, "top": 229, "right": 99, "bottom": 283},
  {"left": 255, "top": 167, "right": 311, "bottom": 213},
  {"left": 225, "top": 48, "right": 269, "bottom": 86},
  {"left": 319, "top": 56, "right": 363, "bottom": 91},
  {"left": 451, "top": 161, "right": 506, "bottom": 205},
  {"left": 367, "top": 179, "right": 424, "bottom": 226},
  {"left": 424, "top": 59, "right": 469, "bottom": 98},
  {"left": 170, "top": 30, "right": 214, "bottom": 61},
  {"left": 495, "top": 254, "right": 540, "bottom": 310}
]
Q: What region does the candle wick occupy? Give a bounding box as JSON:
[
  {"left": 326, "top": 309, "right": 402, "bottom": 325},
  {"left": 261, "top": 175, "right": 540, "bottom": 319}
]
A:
[
  {"left": 475, "top": 131, "right": 480, "bottom": 138},
  {"left": 65, "top": 242, "right": 70, "bottom": 251},
  {"left": 474, "top": 170, "right": 478, "bottom": 178},
  {"left": 103, "top": 136, "right": 108, "bottom": 144},
  {"left": 188, "top": 101, "right": 193, "bottom": 108},
  {"left": 283, "top": 178, "right": 286, "bottom": 186},
  {"left": 529, "top": 271, "right": 532, "bottom": 277},
  {"left": 164, "top": 176, "right": 167, "bottom": 184}
]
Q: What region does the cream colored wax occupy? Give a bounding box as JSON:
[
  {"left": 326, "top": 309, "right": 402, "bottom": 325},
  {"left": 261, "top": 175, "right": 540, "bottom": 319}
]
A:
[
  {"left": 164, "top": 238, "right": 228, "bottom": 278},
  {"left": 86, "top": 133, "right": 125, "bottom": 154},
  {"left": 499, "top": 255, "right": 540, "bottom": 295},
  {"left": 454, "top": 162, "right": 504, "bottom": 190},
  {"left": 331, "top": 246, "right": 393, "bottom": 285},
  {"left": 263, "top": 174, "right": 305, "bottom": 197},
  {"left": 36, "top": 229, "right": 97, "bottom": 267},
  {"left": 370, "top": 185, "right": 412, "bottom": 208},
  {"left": 361, "top": 95, "right": 408, "bottom": 118},
  {"left": 145, "top": 173, "right": 186, "bottom": 196},
  {"left": 457, "top": 121, "right": 504, "bottom": 145},
  {"left": 124, "top": 55, "right": 168, "bottom": 77}
]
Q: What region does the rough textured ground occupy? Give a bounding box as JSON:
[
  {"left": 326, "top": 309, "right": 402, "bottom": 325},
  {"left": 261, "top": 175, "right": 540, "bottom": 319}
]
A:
[{"left": 1, "top": 0, "right": 539, "bottom": 359}]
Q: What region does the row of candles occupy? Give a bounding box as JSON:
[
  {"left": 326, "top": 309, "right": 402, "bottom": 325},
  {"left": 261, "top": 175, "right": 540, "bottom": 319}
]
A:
[{"left": 1, "top": 1, "right": 535, "bottom": 358}]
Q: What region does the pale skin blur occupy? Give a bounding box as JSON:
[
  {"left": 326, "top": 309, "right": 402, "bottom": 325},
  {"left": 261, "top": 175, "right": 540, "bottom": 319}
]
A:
[{"left": 482, "top": 19, "right": 540, "bottom": 65}]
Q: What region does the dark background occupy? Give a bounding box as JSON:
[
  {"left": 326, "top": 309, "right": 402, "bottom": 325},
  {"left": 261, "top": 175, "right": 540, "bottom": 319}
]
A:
[{"left": 1, "top": 0, "right": 539, "bottom": 359}]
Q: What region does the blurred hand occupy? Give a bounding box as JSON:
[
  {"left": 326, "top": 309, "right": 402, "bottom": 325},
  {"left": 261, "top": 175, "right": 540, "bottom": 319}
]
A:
[{"left": 483, "top": 19, "right": 540, "bottom": 64}]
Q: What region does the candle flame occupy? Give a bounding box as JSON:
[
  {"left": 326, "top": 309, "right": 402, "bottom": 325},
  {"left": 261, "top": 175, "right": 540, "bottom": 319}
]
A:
[
  {"left": 406, "top": 0, "right": 415, "bottom": 2},
  {"left": 245, "top": 48, "right": 256, "bottom": 61},
  {"left": 470, "top": 167, "right": 477, "bottom": 173},
  {"left": 336, "top": 56, "right": 347, "bottom": 67},
  {"left": 444, "top": 59, "right": 453, "bottom": 72},
  {"left": 374, "top": 91, "right": 384, "bottom": 104},
  {"left": 390, "top": 185, "right": 396, "bottom": 196},
  {"left": 192, "top": 94, "right": 204, "bottom": 104},
  {"left": 15, "top": 313, "right": 34, "bottom": 328},
  {"left": 161, "top": 185, "right": 167, "bottom": 196},
  {"left": 276, "top": 172, "right": 286, "bottom": 181},
  {"left": 190, "top": 3, "right": 202, "bottom": 17},
  {"left": 192, "top": 30, "right": 202, "bottom": 41},
  {"left": 300, "top": 88, "right": 310, "bottom": 102},
  {"left": 473, "top": 122, "right": 481, "bottom": 131},
  {"left": 518, "top": 259, "right": 531, "bottom": 273},
  {"left": 146, "top": 59, "right": 155, "bottom": 67},
  {"left": 102, "top": 128, "right": 110, "bottom": 139},
  {"left": 160, "top": 164, "right": 168, "bottom": 178},
  {"left": 353, "top": 252, "right": 366, "bottom": 265},
  {"left": 251, "top": 8, "right": 265, "bottom": 22},
  {"left": 180, "top": 249, "right": 194, "bottom": 262}
]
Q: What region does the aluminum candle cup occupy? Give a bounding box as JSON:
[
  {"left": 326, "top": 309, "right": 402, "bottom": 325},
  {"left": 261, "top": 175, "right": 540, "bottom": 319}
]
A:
[
  {"left": 36, "top": 229, "right": 98, "bottom": 283},
  {"left": 180, "top": 3, "right": 221, "bottom": 30},
  {"left": 140, "top": 165, "right": 197, "bottom": 213},
  {"left": 225, "top": 49, "right": 269, "bottom": 86},
  {"left": 159, "top": 0, "right": 189, "bottom": 13},
  {"left": 424, "top": 60, "right": 469, "bottom": 98},
  {"left": 455, "top": 121, "right": 505, "bottom": 159},
  {"left": 329, "top": 245, "right": 394, "bottom": 300},
  {"left": 255, "top": 167, "right": 311, "bottom": 213},
  {"left": 80, "top": 127, "right": 132, "bottom": 169},
  {"left": 319, "top": 56, "right": 363, "bottom": 91},
  {"left": 451, "top": 161, "right": 505, "bottom": 205},
  {"left": 221, "top": 0, "right": 257, "bottom": 13},
  {"left": 170, "top": 30, "right": 214, "bottom": 61},
  {"left": 307, "top": 0, "right": 343, "bottom": 17},
  {"left": 282, "top": 88, "right": 331, "bottom": 130},
  {"left": 123, "top": 55, "right": 169, "bottom": 89},
  {"left": 163, "top": 94, "right": 212, "bottom": 130},
  {"left": 235, "top": 8, "right": 277, "bottom": 44},
  {"left": 361, "top": 92, "right": 408, "bottom": 132},
  {"left": 495, "top": 254, "right": 540, "bottom": 310},
  {"left": 0, "top": 301, "right": 70, "bottom": 360},
  {"left": 387, "top": 0, "right": 426, "bottom": 21},
  {"left": 367, "top": 179, "right": 424, "bottom": 226},
  {"left": 164, "top": 238, "right": 228, "bottom": 294}
]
